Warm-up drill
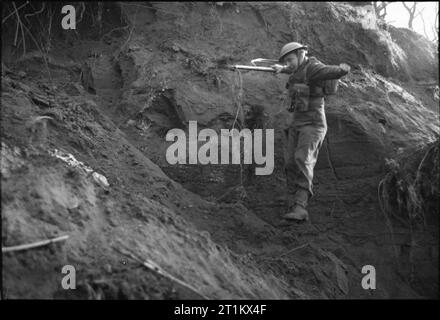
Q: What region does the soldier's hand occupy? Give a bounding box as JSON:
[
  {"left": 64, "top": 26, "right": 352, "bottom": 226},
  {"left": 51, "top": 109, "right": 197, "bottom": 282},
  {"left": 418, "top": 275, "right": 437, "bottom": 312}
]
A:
[
  {"left": 339, "top": 63, "right": 351, "bottom": 73},
  {"left": 271, "top": 64, "right": 285, "bottom": 74}
]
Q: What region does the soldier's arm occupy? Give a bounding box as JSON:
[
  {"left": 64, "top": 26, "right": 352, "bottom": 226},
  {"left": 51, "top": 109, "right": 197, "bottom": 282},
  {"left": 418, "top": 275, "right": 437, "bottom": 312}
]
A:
[
  {"left": 308, "top": 63, "right": 349, "bottom": 81},
  {"left": 279, "top": 65, "right": 296, "bottom": 74},
  {"left": 272, "top": 64, "right": 295, "bottom": 74}
]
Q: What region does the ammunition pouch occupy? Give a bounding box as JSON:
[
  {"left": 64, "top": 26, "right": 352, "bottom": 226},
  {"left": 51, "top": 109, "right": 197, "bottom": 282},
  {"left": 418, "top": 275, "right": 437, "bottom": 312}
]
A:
[
  {"left": 287, "top": 83, "right": 324, "bottom": 112},
  {"left": 323, "top": 79, "right": 339, "bottom": 95}
]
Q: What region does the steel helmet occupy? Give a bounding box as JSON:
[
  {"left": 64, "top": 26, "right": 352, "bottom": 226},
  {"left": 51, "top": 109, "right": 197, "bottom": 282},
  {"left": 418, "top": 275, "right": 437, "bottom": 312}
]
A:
[{"left": 279, "top": 42, "right": 308, "bottom": 62}]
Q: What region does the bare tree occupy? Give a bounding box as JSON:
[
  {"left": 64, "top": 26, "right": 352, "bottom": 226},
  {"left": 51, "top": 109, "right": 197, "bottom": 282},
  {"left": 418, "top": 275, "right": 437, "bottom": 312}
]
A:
[
  {"left": 402, "top": 2, "right": 423, "bottom": 30},
  {"left": 373, "top": 2, "right": 390, "bottom": 20}
]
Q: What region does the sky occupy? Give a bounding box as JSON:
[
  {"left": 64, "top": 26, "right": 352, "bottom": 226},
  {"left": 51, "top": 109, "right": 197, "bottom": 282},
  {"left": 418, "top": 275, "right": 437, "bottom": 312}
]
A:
[{"left": 384, "top": 2, "right": 438, "bottom": 41}]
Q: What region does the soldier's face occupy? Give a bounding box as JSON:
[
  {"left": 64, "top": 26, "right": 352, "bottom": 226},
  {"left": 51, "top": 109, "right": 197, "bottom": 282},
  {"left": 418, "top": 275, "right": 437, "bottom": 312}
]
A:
[{"left": 283, "top": 52, "right": 300, "bottom": 70}]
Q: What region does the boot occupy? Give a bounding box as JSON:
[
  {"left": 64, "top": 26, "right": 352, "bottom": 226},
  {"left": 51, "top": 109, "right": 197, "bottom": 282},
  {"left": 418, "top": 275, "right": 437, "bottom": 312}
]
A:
[{"left": 283, "top": 204, "right": 309, "bottom": 221}]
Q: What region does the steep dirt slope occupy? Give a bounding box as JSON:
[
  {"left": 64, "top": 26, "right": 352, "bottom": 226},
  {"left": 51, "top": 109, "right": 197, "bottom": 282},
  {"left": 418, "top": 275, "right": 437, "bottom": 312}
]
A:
[
  {"left": 1, "top": 72, "right": 297, "bottom": 299},
  {"left": 1, "top": 2, "right": 438, "bottom": 299}
]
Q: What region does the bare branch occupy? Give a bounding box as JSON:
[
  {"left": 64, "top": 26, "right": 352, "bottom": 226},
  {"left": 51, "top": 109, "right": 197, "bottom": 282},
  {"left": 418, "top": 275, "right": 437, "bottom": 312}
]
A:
[
  {"left": 12, "top": 2, "right": 26, "bottom": 56},
  {"left": 77, "top": 2, "right": 86, "bottom": 24},
  {"left": 373, "top": 1, "right": 390, "bottom": 20},
  {"left": 402, "top": 2, "right": 418, "bottom": 29},
  {"left": 414, "top": 7, "right": 424, "bottom": 19},
  {"left": 24, "top": 2, "right": 45, "bottom": 21},
  {"left": 2, "top": 1, "right": 29, "bottom": 24},
  {"left": 402, "top": 2, "right": 411, "bottom": 12}
]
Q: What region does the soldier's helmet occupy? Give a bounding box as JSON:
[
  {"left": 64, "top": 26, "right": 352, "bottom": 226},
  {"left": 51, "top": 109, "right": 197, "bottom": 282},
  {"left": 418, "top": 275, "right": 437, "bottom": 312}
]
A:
[{"left": 279, "top": 42, "right": 308, "bottom": 62}]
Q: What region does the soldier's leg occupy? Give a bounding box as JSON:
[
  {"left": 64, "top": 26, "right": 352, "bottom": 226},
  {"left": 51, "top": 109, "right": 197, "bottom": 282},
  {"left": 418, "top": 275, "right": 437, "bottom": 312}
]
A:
[
  {"left": 284, "top": 127, "right": 309, "bottom": 209},
  {"left": 283, "top": 125, "right": 327, "bottom": 221},
  {"left": 292, "top": 125, "right": 327, "bottom": 207}
]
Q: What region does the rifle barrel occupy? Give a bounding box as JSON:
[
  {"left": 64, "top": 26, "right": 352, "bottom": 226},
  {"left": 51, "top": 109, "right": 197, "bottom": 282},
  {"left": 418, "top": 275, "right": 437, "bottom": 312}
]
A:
[{"left": 227, "top": 65, "right": 275, "bottom": 72}]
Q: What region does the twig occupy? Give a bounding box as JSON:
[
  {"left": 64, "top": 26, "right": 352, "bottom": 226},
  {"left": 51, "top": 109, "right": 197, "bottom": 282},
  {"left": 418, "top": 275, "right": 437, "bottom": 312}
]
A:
[
  {"left": 116, "top": 247, "right": 209, "bottom": 299},
  {"left": 13, "top": 14, "right": 20, "bottom": 46},
  {"left": 116, "top": 19, "right": 135, "bottom": 56},
  {"left": 101, "top": 25, "right": 130, "bottom": 41},
  {"left": 324, "top": 136, "right": 339, "bottom": 181},
  {"left": 19, "top": 20, "right": 53, "bottom": 83},
  {"left": 231, "top": 69, "right": 244, "bottom": 130},
  {"left": 77, "top": 2, "right": 86, "bottom": 24},
  {"left": 414, "top": 143, "right": 436, "bottom": 186},
  {"left": 2, "top": 1, "right": 29, "bottom": 24},
  {"left": 260, "top": 242, "right": 310, "bottom": 261},
  {"left": 216, "top": 184, "right": 240, "bottom": 201},
  {"left": 24, "top": 2, "right": 45, "bottom": 21},
  {"left": 278, "top": 242, "right": 310, "bottom": 257},
  {"left": 2, "top": 235, "right": 69, "bottom": 253},
  {"left": 143, "top": 259, "right": 209, "bottom": 299},
  {"left": 45, "top": 7, "right": 54, "bottom": 55},
  {"left": 377, "top": 179, "right": 400, "bottom": 263},
  {"left": 12, "top": 2, "right": 27, "bottom": 56},
  {"left": 412, "top": 143, "right": 436, "bottom": 228},
  {"left": 324, "top": 136, "right": 352, "bottom": 217}
]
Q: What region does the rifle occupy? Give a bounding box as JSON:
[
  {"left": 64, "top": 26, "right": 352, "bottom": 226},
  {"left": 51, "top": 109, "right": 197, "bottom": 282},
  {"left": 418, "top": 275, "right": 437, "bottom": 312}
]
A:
[{"left": 224, "top": 58, "right": 282, "bottom": 73}]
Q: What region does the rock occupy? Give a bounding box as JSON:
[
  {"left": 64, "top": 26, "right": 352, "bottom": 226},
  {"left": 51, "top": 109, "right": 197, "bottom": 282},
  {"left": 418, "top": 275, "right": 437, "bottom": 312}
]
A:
[{"left": 93, "top": 172, "right": 110, "bottom": 188}]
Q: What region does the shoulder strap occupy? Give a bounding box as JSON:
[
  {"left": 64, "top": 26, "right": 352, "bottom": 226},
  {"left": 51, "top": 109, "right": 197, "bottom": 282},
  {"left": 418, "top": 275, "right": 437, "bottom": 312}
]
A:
[{"left": 302, "top": 61, "right": 311, "bottom": 84}]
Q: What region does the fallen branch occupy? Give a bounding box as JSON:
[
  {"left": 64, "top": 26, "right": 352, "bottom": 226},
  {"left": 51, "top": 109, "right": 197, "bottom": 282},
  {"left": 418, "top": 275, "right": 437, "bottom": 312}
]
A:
[
  {"left": 216, "top": 184, "right": 240, "bottom": 201},
  {"left": 260, "top": 242, "right": 310, "bottom": 261},
  {"left": 143, "top": 259, "right": 209, "bottom": 299},
  {"left": 2, "top": 235, "right": 69, "bottom": 253},
  {"left": 278, "top": 242, "right": 310, "bottom": 258},
  {"left": 116, "top": 247, "right": 209, "bottom": 299}
]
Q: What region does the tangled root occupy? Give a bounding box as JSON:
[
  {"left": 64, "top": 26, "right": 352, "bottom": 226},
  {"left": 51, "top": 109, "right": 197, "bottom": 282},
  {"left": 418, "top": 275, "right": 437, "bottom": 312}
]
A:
[{"left": 378, "top": 139, "right": 439, "bottom": 230}]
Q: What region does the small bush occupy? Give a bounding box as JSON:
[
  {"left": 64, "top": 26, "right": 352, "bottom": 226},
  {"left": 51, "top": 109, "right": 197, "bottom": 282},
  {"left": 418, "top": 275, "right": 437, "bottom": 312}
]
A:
[{"left": 378, "top": 139, "right": 439, "bottom": 229}]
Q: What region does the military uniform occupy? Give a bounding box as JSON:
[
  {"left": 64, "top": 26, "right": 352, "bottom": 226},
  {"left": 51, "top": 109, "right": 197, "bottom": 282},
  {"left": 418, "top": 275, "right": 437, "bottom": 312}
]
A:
[{"left": 282, "top": 56, "right": 348, "bottom": 210}]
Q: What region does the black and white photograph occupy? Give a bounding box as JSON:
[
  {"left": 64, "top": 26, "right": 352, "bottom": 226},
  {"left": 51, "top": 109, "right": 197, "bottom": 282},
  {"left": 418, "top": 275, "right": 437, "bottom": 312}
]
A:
[{"left": 1, "top": 1, "right": 439, "bottom": 306}]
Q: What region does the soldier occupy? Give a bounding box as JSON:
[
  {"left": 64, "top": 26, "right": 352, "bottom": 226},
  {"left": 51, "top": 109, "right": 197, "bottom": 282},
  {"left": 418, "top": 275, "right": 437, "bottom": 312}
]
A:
[{"left": 272, "top": 42, "right": 351, "bottom": 221}]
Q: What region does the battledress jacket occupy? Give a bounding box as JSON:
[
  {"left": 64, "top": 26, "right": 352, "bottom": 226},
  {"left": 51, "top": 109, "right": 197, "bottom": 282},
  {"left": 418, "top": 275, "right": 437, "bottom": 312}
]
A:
[{"left": 281, "top": 56, "right": 348, "bottom": 128}]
